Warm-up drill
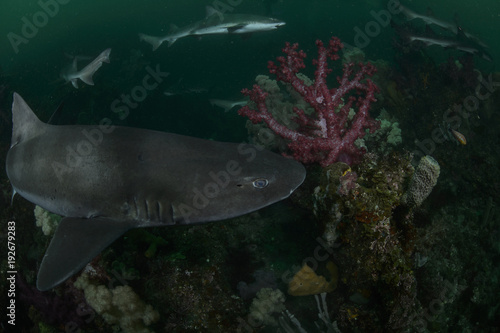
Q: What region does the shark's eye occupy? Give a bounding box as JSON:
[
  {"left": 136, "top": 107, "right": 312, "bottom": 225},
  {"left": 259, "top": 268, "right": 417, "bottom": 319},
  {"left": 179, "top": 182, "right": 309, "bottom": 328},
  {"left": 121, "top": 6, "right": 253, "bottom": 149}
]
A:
[{"left": 252, "top": 178, "right": 268, "bottom": 189}]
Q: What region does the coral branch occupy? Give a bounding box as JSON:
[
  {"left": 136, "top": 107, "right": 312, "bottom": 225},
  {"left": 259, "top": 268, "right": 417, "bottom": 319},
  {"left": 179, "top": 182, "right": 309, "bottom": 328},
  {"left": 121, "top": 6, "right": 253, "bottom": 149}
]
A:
[{"left": 239, "top": 37, "right": 380, "bottom": 166}]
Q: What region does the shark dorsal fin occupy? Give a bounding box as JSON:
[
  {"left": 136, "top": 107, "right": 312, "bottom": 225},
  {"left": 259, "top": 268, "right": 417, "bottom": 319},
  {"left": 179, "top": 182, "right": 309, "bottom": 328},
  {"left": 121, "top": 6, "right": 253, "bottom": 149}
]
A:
[
  {"left": 11, "top": 93, "right": 46, "bottom": 148},
  {"left": 169, "top": 23, "right": 179, "bottom": 32},
  {"left": 71, "top": 57, "right": 78, "bottom": 72},
  {"left": 425, "top": 7, "right": 435, "bottom": 17}
]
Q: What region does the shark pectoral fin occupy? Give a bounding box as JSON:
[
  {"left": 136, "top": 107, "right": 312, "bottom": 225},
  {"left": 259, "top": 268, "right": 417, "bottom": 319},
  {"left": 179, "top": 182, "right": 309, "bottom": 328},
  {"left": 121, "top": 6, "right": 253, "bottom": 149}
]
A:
[
  {"left": 10, "top": 188, "right": 17, "bottom": 205},
  {"left": 70, "top": 79, "right": 79, "bottom": 89},
  {"left": 37, "top": 217, "right": 137, "bottom": 291},
  {"left": 167, "top": 38, "right": 178, "bottom": 47}
]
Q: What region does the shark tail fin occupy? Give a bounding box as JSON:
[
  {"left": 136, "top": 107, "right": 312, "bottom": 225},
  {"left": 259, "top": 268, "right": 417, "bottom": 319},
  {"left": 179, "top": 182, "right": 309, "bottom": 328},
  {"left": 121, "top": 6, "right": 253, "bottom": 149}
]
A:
[
  {"left": 37, "top": 217, "right": 137, "bottom": 291},
  {"left": 78, "top": 64, "right": 102, "bottom": 86},
  {"left": 11, "top": 93, "right": 46, "bottom": 148},
  {"left": 77, "top": 48, "right": 111, "bottom": 86},
  {"left": 139, "top": 33, "right": 165, "bottom": 51}
]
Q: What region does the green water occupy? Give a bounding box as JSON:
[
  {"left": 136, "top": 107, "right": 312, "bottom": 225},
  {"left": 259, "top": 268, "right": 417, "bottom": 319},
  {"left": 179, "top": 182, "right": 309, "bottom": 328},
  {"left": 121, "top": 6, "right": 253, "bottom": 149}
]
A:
[
  {"left": 1, "top": 1, "right": 500, "bottom": 332},
  {"left": 1, "top": 0, "right": 498, "bottom": 137}
]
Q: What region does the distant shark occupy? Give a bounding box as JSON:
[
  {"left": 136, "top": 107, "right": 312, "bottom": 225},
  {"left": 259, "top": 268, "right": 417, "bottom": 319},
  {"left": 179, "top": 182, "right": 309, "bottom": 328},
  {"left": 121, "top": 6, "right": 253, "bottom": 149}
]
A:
[
  {"left": 209, "top": 98, "right": 248, "bottom": 112},
  {"left": 399, "top": 4, "right": 488, "bottom": 48},
  {"left": 139, "top": 6, "right": 285, "bottom": 50},
  {"left": 402, "top": 32, "right": 492, "bottom": 61},
  {"left": 400, "top": 5, "right": 459, "bottom": 34},
  {"left": 60, "top": 48, "right": 111, "bottom": 88},
  {"left": 395, "top": 5, "right": 492, "bottom": 61},
  {"left": 400, "top": 5, "right": 493, "bottom": 61},
  {"left": 6, "top": 93, "right": 306, "bottom": 291}
]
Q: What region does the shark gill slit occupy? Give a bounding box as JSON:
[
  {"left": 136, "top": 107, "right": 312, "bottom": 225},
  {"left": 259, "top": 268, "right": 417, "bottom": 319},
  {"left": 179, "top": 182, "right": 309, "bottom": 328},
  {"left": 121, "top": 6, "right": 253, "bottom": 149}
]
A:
[
  {"left": 145, "top": 199, "right": 150, "bottom": 219},
  {"left": 131, "top": 196, "right": 166, "bottom": 223},
  {"left": 156, "top": 201, "right": 161, "bottom": 221},
  {"left": 133, "top": 196, "right": 139, "bottom": 218}
]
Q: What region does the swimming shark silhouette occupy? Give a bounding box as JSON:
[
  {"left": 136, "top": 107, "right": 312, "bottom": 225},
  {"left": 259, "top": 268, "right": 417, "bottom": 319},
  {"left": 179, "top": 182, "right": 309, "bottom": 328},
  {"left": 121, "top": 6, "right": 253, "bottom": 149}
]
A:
[
  {"left": 60, "top": 48, "right": 111, "bottom": 88},
  {"left": 399, "top": 4, "right": 489, "bottom": 49},
  {"left": 209, "top": 98, "right": 248, "bottom": 112},
  {"left": 139, "top": 6, "right": 285, "bottom": 50},
  {"left": 6, "top": 93, "right": 306, "bottom": 291}
]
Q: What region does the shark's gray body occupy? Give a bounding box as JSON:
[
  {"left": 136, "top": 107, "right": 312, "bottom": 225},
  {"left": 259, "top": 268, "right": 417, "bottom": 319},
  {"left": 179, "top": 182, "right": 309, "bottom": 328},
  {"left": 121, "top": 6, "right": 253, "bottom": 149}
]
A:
[
  {"left": 192, "top": 12, "right": 285, "bottom": 36},
  {"left": 139, "top": 6, "right": 285, "bottom": 50},
  {"left": 6, "top": 93, "right": 306, "bottom": 291},
  {"left": 60, "top": 48, "right": 111, "bottom": 88}
]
